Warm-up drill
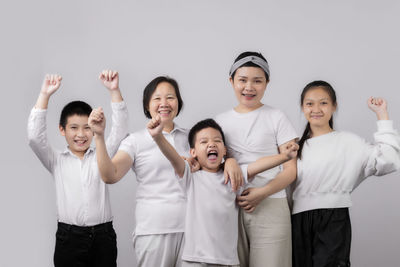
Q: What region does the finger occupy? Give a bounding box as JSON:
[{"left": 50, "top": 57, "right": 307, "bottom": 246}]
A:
[
  {"left": 112, "top": 71, "right": 118, "bottom": 79},
  {"left": 108, "top": 70, "right": 112, "bottom": 81},
  {"left": 236, "top": 195, "right": 246, "bottom": 201},
  {"left": 224, "top": 171, "right": 229, "bottom": 185},
  {"left": 246, "top": 207, "right": 255, "bottom": 213},
  {"left": 231, "top": 177, "right": 237, "bottom": 191},
  {"left": 244, "top": 204, "right": 253, "bottom": 210}
]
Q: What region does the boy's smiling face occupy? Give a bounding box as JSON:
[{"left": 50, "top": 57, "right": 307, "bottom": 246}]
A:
[
  {"left": 190, "top": 127, "right": 226, "bottom": 173},
  {"left": 59, "top": 114, "right": 93, "bottom": 159}
]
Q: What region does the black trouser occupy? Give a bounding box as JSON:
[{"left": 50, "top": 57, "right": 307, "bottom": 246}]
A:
[
  {"left": 54, "top": 222, "right": 117, "bottom": 267},
  {"left": 292, "top": 208, "right": 351, "bottom": 267}
]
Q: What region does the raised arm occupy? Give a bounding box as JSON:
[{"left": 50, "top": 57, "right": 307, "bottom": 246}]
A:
[
  {"left": 147, "top": 115, "right": 186, "bottom": 177},
  {"left": 363, "top": 97, "right": 400, "bottom": 177},
  {"left": 89, "top": 107, "right": 132, "bottom": 184},
  {"left": 27, "top": 74, "right": 62, "bottom": 172},
  {"left": 35, "top": 74, "right": 62, "bottom": 109},
  {"left": 99, "top": 70, "right": 129, "bottom": 156}
]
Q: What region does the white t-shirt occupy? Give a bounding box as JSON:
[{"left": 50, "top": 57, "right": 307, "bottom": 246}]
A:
[
  {"left": 118, "top": 125, "right": 190, "bottom": 236},
  {"left": 181, "top": 161, "right": 248, "bottom": 265},
  {"left": 293, "top": 120, "right": 400, "bottom": 214},
  {"left": 216, "top": 105, "right": 298, "bottom": 198}
]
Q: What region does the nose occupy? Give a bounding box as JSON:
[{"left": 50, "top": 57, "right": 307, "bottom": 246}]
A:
[
  {"left": 312, "top": 104, "right": 321, "bottom": 113},
  {"left": 208, "top": 142, "right": 216, "bottom": 148},
  {"left": 160, "top": 97, "right": 168, "bottom": 107},
  {"left": 77, "top": 128, "right": 85, "bottom": 137}
]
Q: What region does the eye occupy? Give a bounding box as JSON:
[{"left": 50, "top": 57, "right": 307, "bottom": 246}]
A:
[
  {"left": 85, "top": 126, "right": 91, "bottom": 130},
  {"left": 305, "top": 102, "right": 312, "bottom": 106},
  {"left": 153, "top": 97, "right": 161, "bottom": 101},
  {"left": 70, "top": 126, "right": 77, "bottom": 129},
  {"left": 167, "top": 96, "right": 175, "bottom": 100},
  {"left": 200, "top": 140, "right": 207, "bottom": 144},
  {"left": 255, "top": 80, "right": 262, "bottom": 84},
  {"left": 321, "top": 101, "right": 328, "bottom": 105},
  {"left": 239, "top": 79, "right": 246, "bottom": 83}
]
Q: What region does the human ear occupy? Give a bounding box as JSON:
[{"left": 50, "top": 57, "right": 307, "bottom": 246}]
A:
[
  {"left": 190, "top": 148, "right": 197, "bottom": 158},
  {"left": 229, "top": 76, "right": 234, "bottom": 87},
  {"left": 59, "top": 125, "right": 66, "bottom": 136}
]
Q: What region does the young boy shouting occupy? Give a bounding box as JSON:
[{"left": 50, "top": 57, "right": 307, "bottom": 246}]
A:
[
  {"left": 147, "top": 116, "right": 298, "bottom": 267},
  {"left": 27, "top": 71, "right": 128, "bottom": 267}
]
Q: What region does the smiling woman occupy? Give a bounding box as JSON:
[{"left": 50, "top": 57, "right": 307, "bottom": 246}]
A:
[
  {"left": 93, "top": 76, "right": 189, "bottom": 267},
  {"left": 216, "top": 51, "right": 298, "bottom": 267}
]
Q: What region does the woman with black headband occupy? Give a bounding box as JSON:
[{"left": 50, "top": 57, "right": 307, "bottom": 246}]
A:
[{"left": 216, "top": 51, "right": 298, "bottom": 267}]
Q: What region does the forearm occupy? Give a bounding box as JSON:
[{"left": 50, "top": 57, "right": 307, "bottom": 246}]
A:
[
  {"left": 34, "top": 93, "right": 51, "bottom": 109},
  {"left": 95, "top": 134, "right": 120, "bottom": 183},
  {"left": 153, "top": 134, "right": 185, "bottom": 177},
  {"left": 248, "top": 154, "right": 290, "bottom": 179},
  {"left": 376, "top": 111, "right": 389, "bottom": 120},
  {"left": 258, "top": 159, "right": 297, "bottom": 199},
  {"left": 109, "top": 88, "right": 123, "bottom": 103},
  {"left": 106, "top": 101, "right": 129, "bottom": 156}
]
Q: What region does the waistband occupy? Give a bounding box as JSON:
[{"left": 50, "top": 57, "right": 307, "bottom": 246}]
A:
[{"left": 57, "top": 221, "right": 114, "bottom": 233}]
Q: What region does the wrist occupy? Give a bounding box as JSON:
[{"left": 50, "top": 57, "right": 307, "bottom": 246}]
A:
[
  {"left": 109, "top": 88, "right": 123, "bottom": 103},
  {"left": 94, "top": 132, "right": 105, "bottom": 139},
  {"left": 376, "top": 111, "right": 389, "bottom": 120}
]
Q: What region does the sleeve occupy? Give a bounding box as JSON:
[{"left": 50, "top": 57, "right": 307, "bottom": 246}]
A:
[
  {"left": 275, "top": 110, "right": 299, "bottom": 146},
  {"left": 117, "top": 134, "right": 136, "bottom": 163},
  {"left": 105, "top": 101, "right": 129, "bottom": 157},
  {"left": 27, "top": 108, "right": 57, "bottom": 174},
  {"left": 179, "top": 160, "right": 193, "bottom": 191},
  {"left": 362, "top": 120, "right": 400, "bottom": 178}
]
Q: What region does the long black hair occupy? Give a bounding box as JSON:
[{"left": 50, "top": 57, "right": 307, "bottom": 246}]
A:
[{"left": 298, "top": 80, "right": 337, "bottom": 159}]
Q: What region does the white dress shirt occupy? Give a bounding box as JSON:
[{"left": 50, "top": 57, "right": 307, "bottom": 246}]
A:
[{"left": 27, "top": 101, "right": 129, "bottom": 226}]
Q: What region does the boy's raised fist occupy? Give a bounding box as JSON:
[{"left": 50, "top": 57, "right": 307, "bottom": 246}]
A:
[
  {"left": 41, "top": 74, "right": 62, "bottom": 96},
  {"left": 99, "top": 70, "right": 119, "bottom": 91}
]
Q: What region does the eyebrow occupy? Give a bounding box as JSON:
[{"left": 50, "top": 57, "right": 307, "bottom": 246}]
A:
[
  {"left": 304, "top": 98, "right": 330, "bottom": 101},
  {"left": 238, "top": 75, "right": 265, "bottom": 79}
]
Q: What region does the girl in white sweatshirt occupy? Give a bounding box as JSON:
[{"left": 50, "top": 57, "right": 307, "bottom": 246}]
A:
[{"left": 291, "top": 80, "right": 400, "bottom": 267}]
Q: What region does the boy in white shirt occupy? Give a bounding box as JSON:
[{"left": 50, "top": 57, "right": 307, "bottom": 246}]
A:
[
  {"left": 27, "top": 71, "right": 128, "bottom": 267},
  {"left": 147, "top": 117, "right": 298, "bottom": 266}
]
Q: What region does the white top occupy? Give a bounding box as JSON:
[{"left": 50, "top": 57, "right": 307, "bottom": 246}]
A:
[
  {"left": 181, "top": 161, "right": 248, "bottom": 265},
  {"left": 118, "top": 125, "right": 189, "bottom": 235},
  {"left": 293, "top": 120, "right": 400, "bottom": 214},
  {"left": 27, "top": 101, "right": 129, "bottom": 226},
  {"left": 216, "top": 105, "right": 298, "bottom": 198}
]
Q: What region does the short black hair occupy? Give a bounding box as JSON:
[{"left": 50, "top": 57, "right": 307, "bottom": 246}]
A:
[
  {"left": 59, "top": 101, "right": 92, "bottom": 129},
  {"left": 188, "top": 119, "right": 226, "bottom": 148},
  {"left": 142, "top": 76, "right": 184, "bottom": 119},
  {"left": 231, "top": 51, "right": 269, "bottom": 81}
]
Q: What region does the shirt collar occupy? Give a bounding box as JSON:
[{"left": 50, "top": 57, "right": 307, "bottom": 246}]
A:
[
  {"left": 169, "top": 123, "right": 187, "bottom": 134},
  {"left": 61, "top": 146, "right": 95, "bottom": 157}
]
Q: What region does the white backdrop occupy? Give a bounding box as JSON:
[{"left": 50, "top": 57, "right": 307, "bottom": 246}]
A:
[{"left": 0, "top": 1, "right": 399, "bottom": 266}]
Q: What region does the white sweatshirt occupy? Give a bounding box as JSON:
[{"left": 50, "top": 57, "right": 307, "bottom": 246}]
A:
[{"left": 292, "top": 120, "right": 400, "bottom": 215}]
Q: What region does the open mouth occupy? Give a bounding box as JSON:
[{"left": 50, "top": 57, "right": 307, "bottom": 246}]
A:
[
  {"left": 207, "top": 150, "right": 218, "bottom": 161},
  {"left": 242, "top": 93, "right": 256, "bottom": 99},
  {"left": 158, "top": 110, "right": 171, "bottom": 116},
  {"left": 74, "top": 140, "right": 87, "bottom": 146}
]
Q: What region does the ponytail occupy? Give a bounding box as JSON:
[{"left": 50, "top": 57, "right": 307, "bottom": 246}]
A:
[{"left": 297, "top": 123, "right": 311, "bottom": 160}]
